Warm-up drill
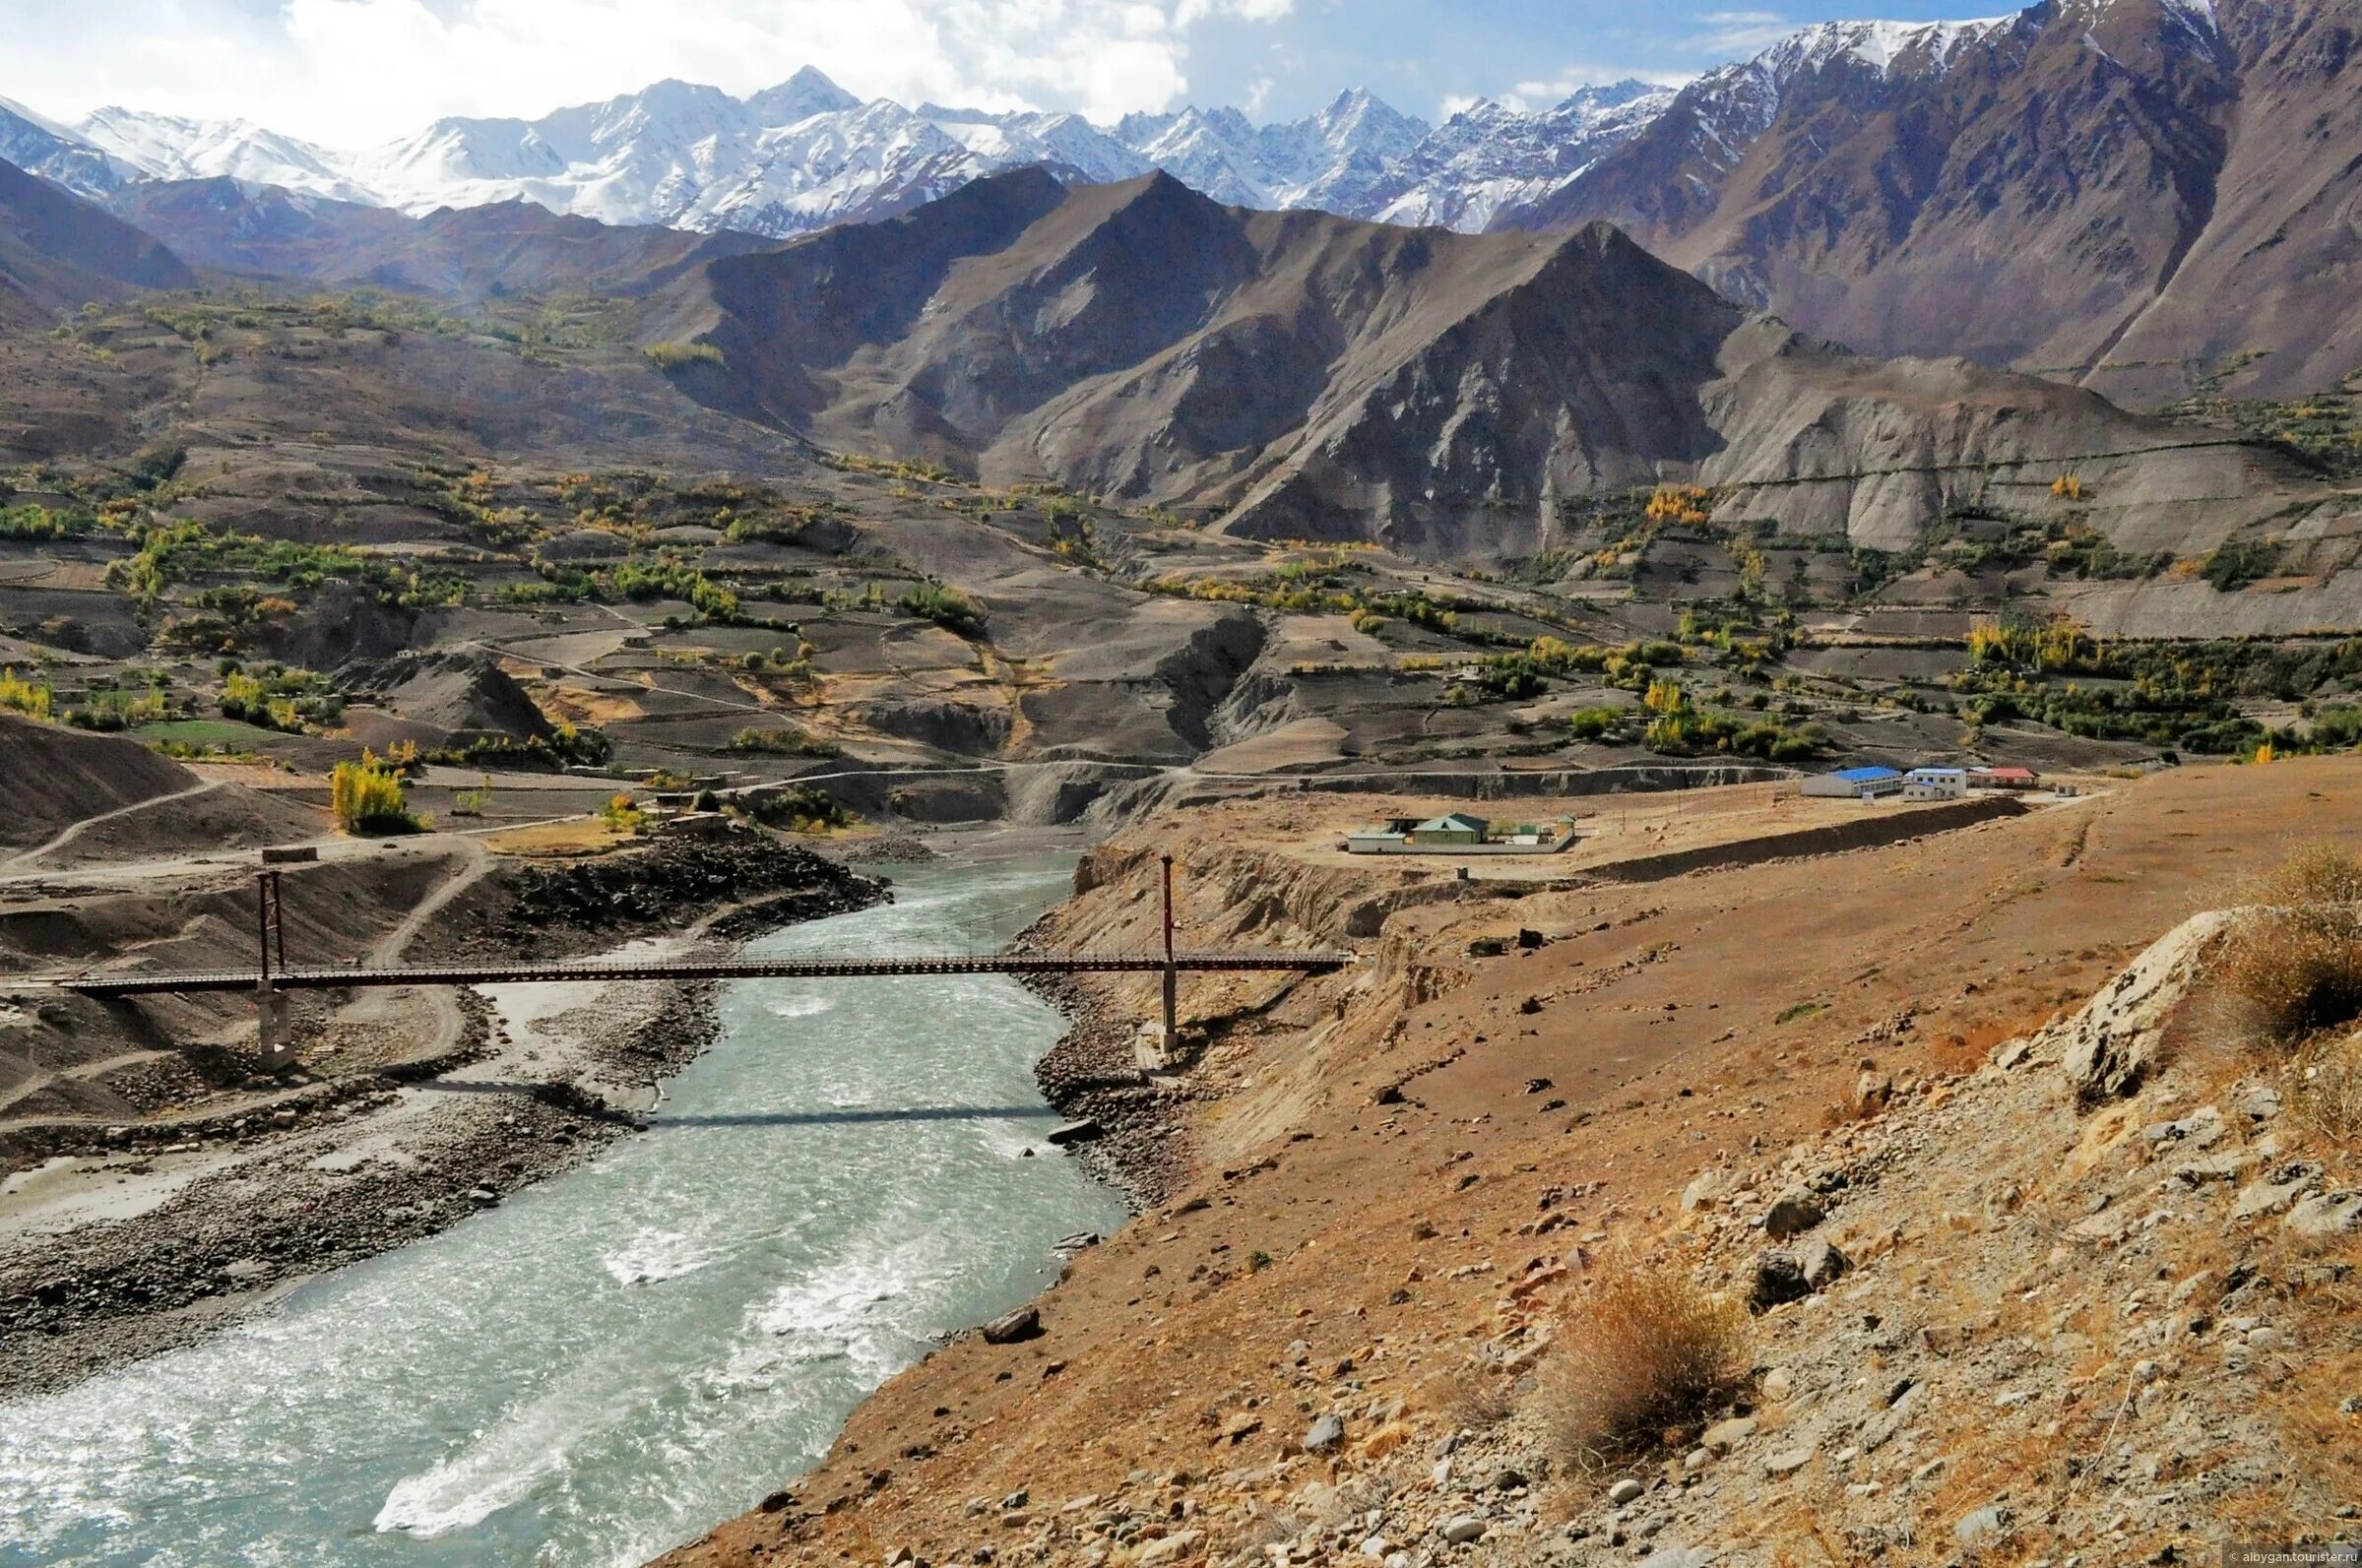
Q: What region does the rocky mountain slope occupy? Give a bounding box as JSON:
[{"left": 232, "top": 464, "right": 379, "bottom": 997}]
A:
[
  {"left": 1500, "top": 0, "right": 2362, "bottom": 401},
  {"left": 0, "top": 155, "right": 190, "bottom": 324},
  {"left": 650, "top": 166, "right": 2294, "bottom": 559},
  {"left": 100, "top": 180, "right": 775, "bottom": 298}
]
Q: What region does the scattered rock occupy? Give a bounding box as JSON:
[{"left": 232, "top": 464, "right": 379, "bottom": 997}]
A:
[
  {"left": 1135, "top": 1529, "right": 1201, "bottom": 1563},
  {"left": 1608, "top": 1477, "right": 1645, "bottom": 1505},
  {"left": 1438, "top": 1516, "right": 1487, "bottom": 1544},
  {"left": 2233, "top": 1164, "right": 2323, "bottom": 1222},
  {"left": 1851, "top": 1071, "right": 1894, "bottom": 1119},
  {"left": 1681, "top": 1171, "right": 1729, "bottom": 1213},
  {"left": 1304, "top": 1414, "right": 1345, "bottom": 1453},
  {"left": 1764, "top": 1190, "right": 1824, "bottom": 1241},
  {"left": 1762, "top": 1447, "right": 1814, "bottom": 1477},
  {"left": 1795, "top": 1236, "right": 1851, "bottom": 1291},
  {"left": 2285, "top": 1191, "right": 2362, "bottom": 1237}
]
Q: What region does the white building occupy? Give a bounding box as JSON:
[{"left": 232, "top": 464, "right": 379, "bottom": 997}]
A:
[{"left": 1904, "top": 767, "right": 1968, "bottom": 801}]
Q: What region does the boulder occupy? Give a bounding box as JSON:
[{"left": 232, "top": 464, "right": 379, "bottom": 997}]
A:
[
  {"left": 1681, "top": 1170, "right": 1729, "bottom": 1213},
  {"left": 2051, "top": 911, "right": 2233, "bottom": 1103},
  {"left": 1796, "top": 1236, "right": 1851, "bottom": 1290},
  {"left": 1751, "top": 1251, "right": 1811, "bottom": 1311},
  {"left": 2233, "top": 1163, "right": 2323, "bottom": 1223},
  {"left": 1304, "top": 1414, "right": 1345, "bottom": 1453},
  {"left": 982, "top": 1306, "right": 1042, "bottom": 1345},
  {"left": 2286, "top": 1191, "right": 2362, "bottom": 1238},
  {"left": 1608, "top": 1477, "right": 1644, "bottom": 1505},
  {"left": 1438, "top": 1516, "right": 1487, "bottom": 1544},
  {"left": 1764, "top": 1190, "right": 1824, "bottom": 1241},
  {"left": 1701, "top": 1414, "right": 1758, "bottom": 1453}
]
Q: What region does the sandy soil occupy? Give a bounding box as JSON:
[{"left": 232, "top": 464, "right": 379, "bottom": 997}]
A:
[{"left": 653, "top": 756, "right": 2362, "bottom": 1568}]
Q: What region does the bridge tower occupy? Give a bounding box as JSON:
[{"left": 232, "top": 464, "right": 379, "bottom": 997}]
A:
[
  {"left": 1160, "top": 853, "right": 1179, "bottom": 1060},
  {"left": 254, "top": 867, "right": 294, "bottom": 1071}
]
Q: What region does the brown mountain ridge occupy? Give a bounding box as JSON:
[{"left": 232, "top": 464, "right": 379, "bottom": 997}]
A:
[
  {"left": 1499, "top": 0, "right": 2362, "bottom": 404},
  {"left": 650, "top": 165, "right": 2297, "bottom": 560}
]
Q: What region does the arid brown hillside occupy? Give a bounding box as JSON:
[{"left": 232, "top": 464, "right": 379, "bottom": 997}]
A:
[
  {"left": 658, "top": 758, "right": 2362, "bottom": 1568},
  {"left": 1500, "top": 0, "right": 2362, "bottom": 404},
  {"left": 0, "top": 156, "right": 190, "bottom": 325},
  {"left": 650, "top": 167, "right": 2297, "bottom": 559}
]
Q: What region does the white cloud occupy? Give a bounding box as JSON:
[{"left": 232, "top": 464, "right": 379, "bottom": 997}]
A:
[
  {"left": 1690, "top": 10, "right": 1797, "bottom": 56},
  {"left": 0, "top": 0, "right": 1295, "bottom": 147}
]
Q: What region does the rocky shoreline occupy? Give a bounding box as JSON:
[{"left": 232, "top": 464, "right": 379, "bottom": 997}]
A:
[
  {"left": 0, "top": 829, "right": 888, "bottom": 1398},
  {"left": 1027, "top": 972, "right": 1200, "bottom": 1211}
]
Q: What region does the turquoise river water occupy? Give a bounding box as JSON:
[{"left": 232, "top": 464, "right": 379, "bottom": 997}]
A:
[{"left": 0, "top": 854, "right": 1125, "bottom": 1567}]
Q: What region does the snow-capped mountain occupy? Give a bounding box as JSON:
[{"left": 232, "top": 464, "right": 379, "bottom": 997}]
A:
[
  {"left": 1367, "top": 83, "right": 1671, "bottom": 232},
  {"left": 2, "top": 3, "right": 2196, "bottom": 248},
  {"left": 0, "top": 95, "right": 135, "bottom": 197},
  {"left": 0, "top": 65, "right": 1665, "bottom": 240},
  {"left": 72, "top": 107, "right": 379, "bottom": 204}
]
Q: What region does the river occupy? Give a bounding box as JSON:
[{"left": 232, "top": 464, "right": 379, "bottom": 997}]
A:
[{"left": 0, "top": 854, "right": 1125, "bottom": 1568}]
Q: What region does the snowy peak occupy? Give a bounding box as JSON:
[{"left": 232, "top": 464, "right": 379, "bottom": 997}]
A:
[
  {"left": 73, "top": 107, "right": 375, "bottom": 204},
  {"left": 1757, "top": 15, "right": 2014, "bottom": 82},
  {"left": 745, "top": 67, "right": 861, "bottom": 125}
]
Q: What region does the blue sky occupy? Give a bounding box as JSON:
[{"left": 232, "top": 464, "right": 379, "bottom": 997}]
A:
[
  {"left": 2, "top": 0, "right": 2010, "bottom": 145},
  {"left": 1185, "top": 1, "right": 2000, "bottom": 119}
]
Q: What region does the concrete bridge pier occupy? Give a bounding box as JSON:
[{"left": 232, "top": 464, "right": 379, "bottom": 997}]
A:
[{"left": 255, "top": 983, "right": 294, "bottom": 1072}]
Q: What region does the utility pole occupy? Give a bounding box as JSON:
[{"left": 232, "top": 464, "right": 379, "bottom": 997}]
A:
[{"left": 1160, "top": 852, "right": 1179, "bottom": 1062}]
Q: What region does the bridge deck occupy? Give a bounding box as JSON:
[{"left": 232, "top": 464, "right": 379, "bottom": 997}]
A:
[{"left": 49, "top": 950, "right": 1353, "bottom": 998}]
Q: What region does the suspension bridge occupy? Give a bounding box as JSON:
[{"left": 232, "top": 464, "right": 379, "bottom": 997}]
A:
[{"left": 33, "top": 854, "right": 1350, "bottom": 1068}]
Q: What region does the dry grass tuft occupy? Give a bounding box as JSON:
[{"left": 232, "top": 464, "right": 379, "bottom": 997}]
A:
[
  {"left": 2293, "top": 1031, "right": 2362, "bottom": 1158},
  {"left": 2216, "top": 844, "right": 2362, "bottom": 1047},
  {"left": 1429, "top": 1363, "right": 1517, "bottom": 1431},
  {"left": 1540, "top": 1255, "right": 1748, "bottom": 1466},
  {"left": 2253, "top": 841, "right": 2362, "bottom": 907}
]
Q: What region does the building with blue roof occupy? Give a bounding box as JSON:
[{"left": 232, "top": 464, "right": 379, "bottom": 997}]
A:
[{"left": 1802, "top": 765, "right": 1905, "bottom": 800}]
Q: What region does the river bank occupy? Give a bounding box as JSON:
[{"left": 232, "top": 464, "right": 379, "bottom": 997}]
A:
[{"left": 0, "top": 826, "right": 886, "bottom": 1397}]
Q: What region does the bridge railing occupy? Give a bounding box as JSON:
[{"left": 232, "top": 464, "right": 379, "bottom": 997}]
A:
[{"left": 46, "top": 948, "right": 1356, "bottom": 998}]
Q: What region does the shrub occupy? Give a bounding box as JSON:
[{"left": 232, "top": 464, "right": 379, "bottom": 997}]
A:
[
  {"left": 0, "top": 667, "right": 54, "bottom": 720},
  {"left": 643, "top": 341, "right": 725, "bottom": 371},
  {"left": 1541, "top": 1255, "right": 1747, "bottom": 1465},
  {"left": 743, "top": 784, "right": 855, "bottom": 834},
  {"left": 898, "top": 582, "right": 987, "bottom": 639},
  {"left": 728, "top": 724, "right": 841, "bottom": 757},
  {"left": 1430, "top": 1363, "right": 1517, "bottom": 1431}
]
